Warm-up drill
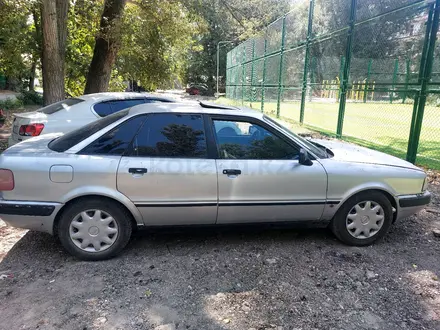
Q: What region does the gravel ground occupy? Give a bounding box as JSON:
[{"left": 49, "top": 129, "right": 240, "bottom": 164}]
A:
[{"left": 0, "top": 97, "right": 440, "bottom": 330}]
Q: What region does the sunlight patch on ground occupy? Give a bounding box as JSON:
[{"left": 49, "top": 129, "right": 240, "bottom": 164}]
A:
[
  {"left": 407, "top": 270, "right": 440, "bottom": 322},
  {"left": 0, "top": 219, "right": 26, "bottom": 262}
]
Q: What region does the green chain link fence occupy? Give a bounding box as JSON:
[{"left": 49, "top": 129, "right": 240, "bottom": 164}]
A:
[{"left": 226, "top": 0, "right": 440, "bottom": 169}]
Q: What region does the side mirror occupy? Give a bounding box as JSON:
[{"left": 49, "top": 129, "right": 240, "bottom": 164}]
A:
[{"left": 299, "top": 148, "right": 313, "bottom": 166}]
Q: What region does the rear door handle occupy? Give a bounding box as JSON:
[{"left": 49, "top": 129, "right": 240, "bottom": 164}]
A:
[
  {"left": 129, "top": 168, "right": 148, "bottom": 174},
  {"left": 223, "top": 169, "right": 241, "bottom": 175}
]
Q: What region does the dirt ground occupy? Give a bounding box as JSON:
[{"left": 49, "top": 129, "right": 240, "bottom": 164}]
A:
[
  {"left": 1, "top": 99, "right": 440, "bottom": 330},
  {"left": 0, "top": 183, "right": 439, "bottom": 330}
]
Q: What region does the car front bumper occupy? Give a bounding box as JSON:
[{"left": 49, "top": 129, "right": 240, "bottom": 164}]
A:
[
  {"left": 396, "top": 191, "right": 431, "bottom": 221},
  {"left": 0, "top": 200, "right": 63, "bottom": 234}
]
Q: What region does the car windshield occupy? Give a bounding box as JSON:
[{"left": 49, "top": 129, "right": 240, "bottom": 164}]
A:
[
  {"left": 263, "top": 115, "right": 329, "bottom": 158},
  {"left": 48, "top": 110, "right": 129, "bottom": 152},
  {"left": 38, "top": 98, "right": 84, "bottom": 114}
]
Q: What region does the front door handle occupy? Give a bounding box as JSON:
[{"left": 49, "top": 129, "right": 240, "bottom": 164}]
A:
[
  {"left": 222, "top": 169, "right": 241, "bottom": 175},
  {"left": 129, "top": 168, "right": 148, "bottom": 175}
]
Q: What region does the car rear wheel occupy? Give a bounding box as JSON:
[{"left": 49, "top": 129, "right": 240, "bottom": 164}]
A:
[
  {"left": 58, "top": 198, "right": 132, "bottom": 261},
  {"left": 330, "top": 191, "right": 393, "bottom": 246}
]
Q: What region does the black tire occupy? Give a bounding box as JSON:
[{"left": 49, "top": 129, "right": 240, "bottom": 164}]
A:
[
  {"left": 330, "top": 191, "right": 393, "bottom": 246},
  {"left": 57, "top": 198, "right": 133, "bottom": 261}
]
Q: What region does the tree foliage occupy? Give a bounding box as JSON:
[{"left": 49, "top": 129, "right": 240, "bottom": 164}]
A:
[
  {"left": 117, "top": 0, "right": 200, "bottom": 90},
  {"left": 183, "top": 0, "right": 291, "bottom": 94},
  {"left": 0, "top": 0, "right": 39, "bottom": 88},
  {"left": 65, "top": 0, "right": 102, "bottom": 96},
  {"left": 0, "top": 0, "right": 295, "bottom": 97}
]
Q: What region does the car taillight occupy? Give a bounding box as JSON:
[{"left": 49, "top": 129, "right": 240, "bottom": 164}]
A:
[
  {"left": 18, "top": 123, "right": 45, "bottom": 136},
  {"left": 0, "top": 169, "right": 14, "bottom": 191}
]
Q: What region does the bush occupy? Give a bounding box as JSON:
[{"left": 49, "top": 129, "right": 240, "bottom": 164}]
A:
[
  {"left": 16, "top": 90, "right": 43, "bottom": 106},
  {"left": 0, "top": 98, "right": 23, "bottom": 111}
]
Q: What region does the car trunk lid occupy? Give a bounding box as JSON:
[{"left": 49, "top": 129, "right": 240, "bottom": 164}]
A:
[
  {"left": 10, "top": 111, "right": 48, "bottom": 144},
  {"left": 4, "top": 133, "right": 61, "bottom": 156}
]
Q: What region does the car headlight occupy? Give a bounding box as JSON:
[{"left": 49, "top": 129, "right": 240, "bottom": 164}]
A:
[{"left": 422, "top": 178, "right": 428, "bottom": 192}]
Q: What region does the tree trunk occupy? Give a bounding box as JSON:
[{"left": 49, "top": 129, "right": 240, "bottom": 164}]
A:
[
  {"left": 56, "top": 0, "right": 69, "bottom": 72},
  {"left": 29, "top": 58, "right": 37, "bottom": 91},
  {"left": 40, "top": 0, "right": 69, "bottom": 105},
  {"left": 32, "top": 8, "right": 42, "bottom": 60},
  {"left": 84, "top": 0, "right": 127, "bottom": 94}
]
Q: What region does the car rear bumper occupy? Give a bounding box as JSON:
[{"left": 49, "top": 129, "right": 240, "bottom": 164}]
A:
[
  {"left": 7, "top": 135, "right": 23, "bottom": 147},
  {"left": 396, "top": 191, "right": 431, "bottom": 221},
  {"left": 7, "top": 135, "right": 16, "bottom": 147},
  {"left": 0, "top": 200, "right": 63, "bottom": 234}
]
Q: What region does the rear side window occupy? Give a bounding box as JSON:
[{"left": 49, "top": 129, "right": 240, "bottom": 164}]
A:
[
  {"left": 80, "top": 115, "right": 146, "bottom": 155},
  {"left": 48, "top": 110, "right": 129, "bottom": 152},
  {"left": 145, "top": 98, "right": 174, "bottom": 103},
  {"left": 94, "top": 99, "right": 145, "bottom": 117},
  {"left": 129, "top": 113, "right": 207, "bottom": 158},
  {"left": 38, "top": 98, "right": 84, "bottom": 115},
  {"left": 93, "top": 102, "right": 112, "bottom": 117}
]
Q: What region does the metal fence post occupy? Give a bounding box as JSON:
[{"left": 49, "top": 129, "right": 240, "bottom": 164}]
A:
[
  {"left": 337, "top": 56, "right": 345, "bottom": 100},
  {"left": 234, "top": 51, "right": 240, "bottom": 100},
  {"left": 336, "top": 0, "right": 357, "bottom": 138},
  {"left": 241, "top": 46, "right": 246, "bottom": 105},
  {"left": 390, "top": 59, "right": 399, "bottom": 104},
  {"left": 407, "top": 0, "right": 440, "bottom": 164},
  {"left": 308, "top": 56, "right": 316, "bottom": 101},
  {"left": 261, "top": 36, "right": 267, "bottom": 113},
  {"left": 276, "top": 16, "right": 287, "bottom": 118},
  {"left": 407, "top": 3, "right": 434, "bottom": 162},
  {"left": 403, "top": 58, "right": 410, "bottom": 104},
  {"left": 250, "top": 39, "right": 256, "bottom": 103},
  {"left": 299, "top": 0, "right": 315, "bottom": 123},
  {"left": 363, "top": 58, "right": 372, "bottom": 103}
]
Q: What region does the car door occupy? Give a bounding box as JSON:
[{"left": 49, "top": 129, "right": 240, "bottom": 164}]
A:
[
  {"left": 210, "top": 116, "right": 328, "bottom": 224},
  {"left": 116, "top": 113, "right": 218, "bottom": 225}
]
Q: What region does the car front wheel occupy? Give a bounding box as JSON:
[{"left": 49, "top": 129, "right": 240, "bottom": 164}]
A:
[
  {"left": 330, "top": 191, "right": 393, "bottom": 246},
  {"left": 57, "top": 198, "right": 132, "bottom": 261}
]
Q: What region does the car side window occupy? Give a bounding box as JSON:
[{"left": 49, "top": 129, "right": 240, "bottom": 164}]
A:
[
  {"left": 145, "top": 98, "right": 173, "bottom": 103},
  {"left": 93, "top": 101, "right": 113, "bottom": 117},
  {"left": 79, "top": 115, "right": 147, "bottom": 155},
  {"left": 129, "top": 113, "right": 207, "bottom": 158},
  {"left": 110, "top": 99, "right": 145, "bottom": 112},
  {"left": 212, "top": 119, "right": 299, "bottom": 160},
  {"left": 93, "top": 99, "right": 145, "bottom": 117}
]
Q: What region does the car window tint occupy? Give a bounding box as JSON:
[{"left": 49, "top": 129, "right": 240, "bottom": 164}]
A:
[
  {"left": 80, "top": 115, "right": 146, "bottom": 155},
  {"left": 38, "top": 98, "right": 84, "bottom": 115},
  {"left": 110, "top": 99, "right": 145, "bottom": 113},
  {"left": 213, "top": 120, "right": 299, "bottom": 160},
  {"left": 48, "top": 110, "right": 129, "bottom": 152},
  {"left": 263, "top": 115, "right": 328, "bottom": 158},
  {"left": 130, "top": 114, "right": 207, "bottom": 158},
  {"left": 93, "top": 101, "right": 113, "bottom": 117},
  {"left": 94, "top": 99, "right": 145, "bottom": 117},
  {"left": 144, "top": 98, "right": 173, "bottom": 103}
]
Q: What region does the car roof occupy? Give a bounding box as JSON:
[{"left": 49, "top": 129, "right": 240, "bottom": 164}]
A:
[
  {"left": 77, "top": 92, "right": 176, "bottom": 103},
  {"left": 127, "top": 101, "right": 264, "bottom": 119}
]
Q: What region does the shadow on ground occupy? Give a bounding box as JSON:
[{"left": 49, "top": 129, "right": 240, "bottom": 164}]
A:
[{"left": 1, "top": 217, "right": 440, "bottom": 330}]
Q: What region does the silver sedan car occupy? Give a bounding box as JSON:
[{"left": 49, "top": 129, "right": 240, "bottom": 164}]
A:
[{"left": 0, "top": 102, "right": 431, "bottom": 260}]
